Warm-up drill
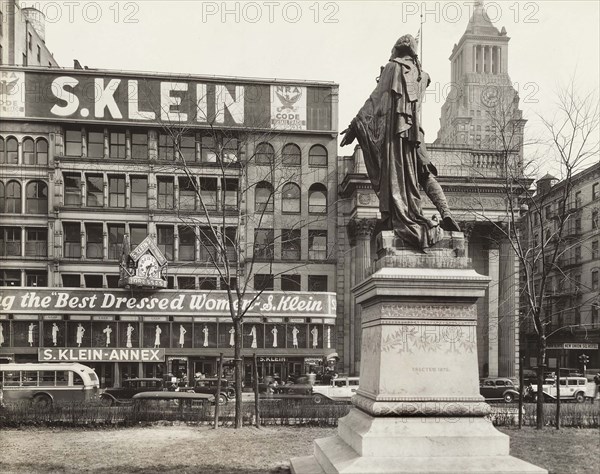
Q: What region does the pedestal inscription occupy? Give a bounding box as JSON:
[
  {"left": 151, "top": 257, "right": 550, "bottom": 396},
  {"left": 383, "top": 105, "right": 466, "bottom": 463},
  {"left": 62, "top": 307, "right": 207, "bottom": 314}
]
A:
[{"left": 290, "top": 233, "right": 547, "bottom": 473}]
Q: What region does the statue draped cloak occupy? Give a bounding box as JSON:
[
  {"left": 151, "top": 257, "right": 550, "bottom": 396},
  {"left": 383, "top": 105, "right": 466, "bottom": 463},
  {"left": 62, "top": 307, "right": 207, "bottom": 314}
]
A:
[{"left": 350, "top": 56, "right": 441, "bottom": 250}]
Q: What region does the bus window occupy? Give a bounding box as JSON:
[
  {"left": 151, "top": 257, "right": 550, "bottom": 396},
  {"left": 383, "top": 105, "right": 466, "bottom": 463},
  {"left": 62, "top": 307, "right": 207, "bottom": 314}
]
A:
[
  {"left": 4, "top": 372, "right": 21, "bottom": 386},
  {"left": 73, "top": 372, "right": 84, "bottom": 385},
  {"left": 56, "top": 371, "right": 69, "bottom": 386},
  {"left": 23, "top": 371, "right": 38, "bottom": 386},
  {"left": 40, "top": 371, "right": 56, "bottom": 386}
]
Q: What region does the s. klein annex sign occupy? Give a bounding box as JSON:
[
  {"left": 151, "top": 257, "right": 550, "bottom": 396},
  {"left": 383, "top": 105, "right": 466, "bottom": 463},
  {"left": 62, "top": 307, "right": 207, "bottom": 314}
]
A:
[
  {"left": 0, "top": 288, "right": 336, "bottom": 318},
  {"left": 39, "top": 348, "right": 165, "bottom": 362},
  {"left": 0, "top": 69, "right": 334, "bottom": 131}
]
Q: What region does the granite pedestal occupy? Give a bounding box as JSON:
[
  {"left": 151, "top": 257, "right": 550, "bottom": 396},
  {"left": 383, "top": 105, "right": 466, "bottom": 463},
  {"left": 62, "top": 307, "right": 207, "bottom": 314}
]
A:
[{"left": 290, "top": 232, "right": 546, "bottom": 474}]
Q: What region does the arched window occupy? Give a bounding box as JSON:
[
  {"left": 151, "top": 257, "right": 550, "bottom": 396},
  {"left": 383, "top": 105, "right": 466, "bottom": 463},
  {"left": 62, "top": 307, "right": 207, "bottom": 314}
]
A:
[
  {"left": 309, "top": 144, "right": 327, "bottom": 167},
  {"left": 308, "top": 183, "right": 327, "bottom": 214},
  {"left": 5, "top": 180, "right": 22, "bottom": 213},
  {"left": 282, "top": 183, "right": 301, "bottom": 213},
  {"left": 6, "top": 137, "right": 18, "bottom": 164},
  {"left": 36, "top": 139, "right": 48, "bottom": 165},
  {"left": 23, "top": 138, "right": 35, "bottom": 164},
  {"left": 282, "top": 143, "right": 301, "bottom": 166},
  {"left": 255, "top": 142, "right": 274, "bottom": 165},
  {"left": 255, "top": 181, "right": 274, "bottom": 213},
  {"left": 0, "top": 137, "right": 4, "bottom": 163},
  {"left": 0, "top": 181, "right": 4, "bottom": 212},
  {"left": 26, "top": 181, "right": 48, "bottom": 214}
]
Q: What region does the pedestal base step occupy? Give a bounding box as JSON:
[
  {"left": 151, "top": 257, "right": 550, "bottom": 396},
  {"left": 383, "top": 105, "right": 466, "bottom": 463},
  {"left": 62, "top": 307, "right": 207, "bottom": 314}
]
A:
[{"left": 290, "top": 435, "right": 547, "bottom": 474}]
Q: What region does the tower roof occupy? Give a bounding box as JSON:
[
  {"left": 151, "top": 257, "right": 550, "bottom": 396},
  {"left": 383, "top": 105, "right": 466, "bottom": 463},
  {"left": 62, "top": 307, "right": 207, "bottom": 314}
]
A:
[{"left": 464, "top": 1, "right": 501, "bottom": 36}]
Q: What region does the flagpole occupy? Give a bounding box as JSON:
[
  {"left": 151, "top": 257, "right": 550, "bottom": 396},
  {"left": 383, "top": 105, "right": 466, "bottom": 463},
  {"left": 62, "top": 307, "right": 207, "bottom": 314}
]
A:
[{"left": 420, "top": 12, "right": 424, "bottom": 64}]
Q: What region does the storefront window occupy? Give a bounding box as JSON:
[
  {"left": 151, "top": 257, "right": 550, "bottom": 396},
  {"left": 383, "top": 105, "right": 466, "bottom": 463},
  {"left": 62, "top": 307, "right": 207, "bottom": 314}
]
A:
[
  {"left": 12, "top": 321, "right": 39, "bottom": 347},
  {"left": 171, "top": 323, "right": 192, "bottom": 348},
  {"left": 287, "top": 324, "right": 307, "bottom": 349},
  {"left": 193, "top": 322, "right": 217, "bottom": 348},
  {"left": 118, "top": 321, "right": 139, "bottom": 348},
  {"left": 218, "top": 324, "right": 236, "bottom": 348},
  {"left": 43, "top": 320, "right": 66, "bottom": 347},
  {"left": 243, "top": 323, "right": 264, "bottom": 349},
  {"left": 143, "top": 323, "right": 169, "bottom": 348},
  {"left": 265, "top": 324, "right": 286, "bottom": 349},
  {"left": 67, "top": 321, "right": 91, "bottom": 347},
  {"left": 92, "top": 322, "right": 117, "bottom": 347}
]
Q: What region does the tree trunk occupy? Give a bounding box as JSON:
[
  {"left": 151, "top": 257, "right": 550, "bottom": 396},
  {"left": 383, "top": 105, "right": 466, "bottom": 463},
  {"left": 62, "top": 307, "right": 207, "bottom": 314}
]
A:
[
  {"left": 518, "top": 355, "right": 524, "bottom": 429},
  {"left": 234, "top": 318, "right": 243, "bottom": 428},
  {"left": 253, "top": 353, "right": 260, "bottom": 427},
  {"left": 555, "top": 356, "right": 561, "bottom": 430},
  {"left": 536, "top": 340, "right": 546, "bottom": 429},
  {"left": 213, "top": 352, "right": 223, "bottom": 429}
]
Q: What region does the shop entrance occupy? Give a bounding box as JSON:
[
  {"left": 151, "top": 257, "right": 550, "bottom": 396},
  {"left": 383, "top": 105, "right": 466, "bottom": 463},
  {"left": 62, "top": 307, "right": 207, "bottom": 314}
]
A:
[{"left": 193, "top": 360, "right": 214, "bottom": 378}]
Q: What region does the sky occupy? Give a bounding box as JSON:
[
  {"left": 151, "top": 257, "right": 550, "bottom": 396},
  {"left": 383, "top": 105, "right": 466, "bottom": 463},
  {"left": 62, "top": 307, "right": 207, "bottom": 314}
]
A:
[{"left": 23, "top": 0, "right": 600, "bottom": 174}]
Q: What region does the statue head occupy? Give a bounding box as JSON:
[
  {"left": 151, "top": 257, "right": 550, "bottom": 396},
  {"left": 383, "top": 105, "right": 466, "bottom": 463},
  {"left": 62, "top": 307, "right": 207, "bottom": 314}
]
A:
[{"left": 391, "top": 34, "right": 418, "bottom": 59}]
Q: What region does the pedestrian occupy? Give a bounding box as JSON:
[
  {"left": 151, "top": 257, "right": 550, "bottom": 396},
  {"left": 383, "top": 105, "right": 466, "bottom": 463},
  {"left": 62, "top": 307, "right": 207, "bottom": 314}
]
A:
[{"left": 593, "top": 372, "right": 600, "bottom": 403}]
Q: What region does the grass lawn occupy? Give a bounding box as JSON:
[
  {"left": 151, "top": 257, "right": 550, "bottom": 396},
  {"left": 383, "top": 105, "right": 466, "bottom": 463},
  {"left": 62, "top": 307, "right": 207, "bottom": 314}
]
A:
[
  {"left": 0, "top": 424, "right": 596, "bottom": 473},
  {"left": 498, "top": 427, "right": 597, "bottom": 474}
]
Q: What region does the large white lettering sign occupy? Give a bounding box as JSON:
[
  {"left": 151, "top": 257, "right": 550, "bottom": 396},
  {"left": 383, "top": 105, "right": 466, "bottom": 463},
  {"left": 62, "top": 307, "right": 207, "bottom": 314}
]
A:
[{"left": 0, "top": 289, "right": 336, "bottom": 318}]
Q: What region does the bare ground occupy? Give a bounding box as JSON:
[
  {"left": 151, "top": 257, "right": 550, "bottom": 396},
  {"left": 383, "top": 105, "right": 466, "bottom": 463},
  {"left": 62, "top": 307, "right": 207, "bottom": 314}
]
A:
[{"left": 0, "top": 425, "right": 596, "bottom": 473}]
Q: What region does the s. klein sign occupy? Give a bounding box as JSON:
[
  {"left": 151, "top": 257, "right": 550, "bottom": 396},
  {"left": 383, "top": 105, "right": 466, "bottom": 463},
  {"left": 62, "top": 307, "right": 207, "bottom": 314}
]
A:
[
  {"left": 0, "top": 69, "right": 334, "bottom": 131},
  {"left": 0, "top": 288, "right": 337, "bottom": 318},
  {"left": 39, "top": 348, "right": 165, "bottom": 362}
]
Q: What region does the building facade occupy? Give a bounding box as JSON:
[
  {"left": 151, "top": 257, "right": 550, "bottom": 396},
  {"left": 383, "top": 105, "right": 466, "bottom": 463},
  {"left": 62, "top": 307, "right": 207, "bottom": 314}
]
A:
[
  {"left": 521, "top": 164, "right": 600, "bottom": 372},
  {"left": 337, "top": 2, "right": 524, "bottom": 379},
  {"left": 0, "top": 0, "right": 59, "bottom": 67},
  {"left": 0, "top": 63, "right": 340, "bottom": 387}
]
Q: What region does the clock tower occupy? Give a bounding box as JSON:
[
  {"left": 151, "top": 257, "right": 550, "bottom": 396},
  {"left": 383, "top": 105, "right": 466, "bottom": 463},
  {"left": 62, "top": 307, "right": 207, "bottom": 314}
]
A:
[{"left": 435, "top": 1, "right": 525, "bottom": 154}]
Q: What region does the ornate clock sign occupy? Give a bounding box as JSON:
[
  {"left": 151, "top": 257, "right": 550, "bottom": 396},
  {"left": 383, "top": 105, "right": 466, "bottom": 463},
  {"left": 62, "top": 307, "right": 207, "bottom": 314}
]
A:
[{"left": 119, "top": 235, "right": 168, "bottom": 289}]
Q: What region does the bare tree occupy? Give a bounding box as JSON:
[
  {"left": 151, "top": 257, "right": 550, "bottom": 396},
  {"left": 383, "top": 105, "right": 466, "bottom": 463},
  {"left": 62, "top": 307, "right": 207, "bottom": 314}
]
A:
[
  {"left": 148, "top": 91, "right": 337, "bottom": 428},
  {"left": 463, "top": 82, "right": 599, "bottom": 428}
]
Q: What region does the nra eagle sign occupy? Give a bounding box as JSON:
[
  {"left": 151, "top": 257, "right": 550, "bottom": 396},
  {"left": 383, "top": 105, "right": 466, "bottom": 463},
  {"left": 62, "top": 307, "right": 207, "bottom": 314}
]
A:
[{"left": 271, "top": 85, "right": 307, "bottom": 130}]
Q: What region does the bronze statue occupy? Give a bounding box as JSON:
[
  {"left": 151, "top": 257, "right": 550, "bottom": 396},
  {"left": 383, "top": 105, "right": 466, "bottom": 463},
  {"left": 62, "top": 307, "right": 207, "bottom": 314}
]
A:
[{"left": 341, "top": 34, "right": 460, "bottom": 250}]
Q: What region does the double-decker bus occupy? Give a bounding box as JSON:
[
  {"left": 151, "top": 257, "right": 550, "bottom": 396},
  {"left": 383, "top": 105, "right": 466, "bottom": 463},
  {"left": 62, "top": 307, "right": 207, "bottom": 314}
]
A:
[{"left": 0, "top": 363, "right": 100, "bottom": 407}]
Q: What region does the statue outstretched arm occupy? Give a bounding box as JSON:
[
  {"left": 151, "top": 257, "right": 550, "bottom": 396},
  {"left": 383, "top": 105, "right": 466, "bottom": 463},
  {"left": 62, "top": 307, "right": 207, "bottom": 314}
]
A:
[{"left": 340, "top": 125, "right": 356, "bottom": 146}]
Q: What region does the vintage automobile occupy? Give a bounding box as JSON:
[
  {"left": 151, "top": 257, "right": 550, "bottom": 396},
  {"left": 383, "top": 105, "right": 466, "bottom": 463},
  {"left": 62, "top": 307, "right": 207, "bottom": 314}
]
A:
[
  {"left": 100, "top": 378, "right": 168, "bottom": 405},
  {"left": 479, "top": 378, "right": 520, "bottom": 403},
  {"left": 132, "top": 391, "right": 214, "bottom": 408},
  {"left": 311, "top": 376, "right": 360, "bottom": 404},
  {"left": 529, "top": 376, "right": 592, "bottom": 403},
  {"left": 186, "top": 378, "right": 234, "bottom": 405}
]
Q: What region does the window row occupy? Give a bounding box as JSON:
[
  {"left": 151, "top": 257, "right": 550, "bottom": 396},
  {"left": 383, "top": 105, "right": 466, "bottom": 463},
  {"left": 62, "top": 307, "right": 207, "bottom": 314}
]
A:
[
  {"left": 0, "top": 320, "right": 333, "bottom": 350},
  {"left": 0, "top": 136, "right": 48, "bottom": 165},
  {"left": 61, "top": 128, "right": 329, "bottom": 168},
  {"left": 0, "top": 227, "right": 48, "bottom": 258},
  {"left": 0, "top": 180, "right": 48, "bottom": 214},
  {"left": 256, "top": 182, "right": 327, "bottom": 214},
  {"left": 254, "top": 229, "right": 329, "bottom": 261},
  {"left": 0, "top": 269, "right": 47, "bottom": 287},
  {"left": 64, "top": 128, "right": 239, "bottom": 163},
  {"left": 60, "top": 222, "right": 238, "bottom": 263},
  {"left": 253, "top": 142, "right": 328, "bottom": 167},
  {"left": 62, "top": 173, "right": 239, "bottom": 211}
]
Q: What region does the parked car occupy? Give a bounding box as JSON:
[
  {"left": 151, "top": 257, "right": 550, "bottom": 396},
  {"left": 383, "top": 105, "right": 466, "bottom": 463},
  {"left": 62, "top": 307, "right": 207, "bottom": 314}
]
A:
[
  {"left": 479, "top": 378, "right": 520, "bottom": 403},
  {"left": 187, "top": 378, "right": 234, "bottom": 405},
  {"left": 529, "top": 376, "right": 592, "bottom": 403},
  {"left": 100, "top": 378, "right": 167, "bottom": 405},
  {"left": 312, "top": 376, "right": 360, "bottom": 404}
]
